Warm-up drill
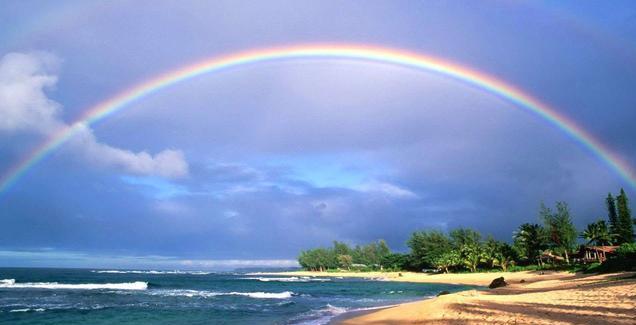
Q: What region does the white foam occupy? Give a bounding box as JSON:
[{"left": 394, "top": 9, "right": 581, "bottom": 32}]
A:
[
  {"left": 9, "top": 308, "right": 45, "bottom": 313},
  {"left": 148, "top": 289, "right": 294, "bottom": 299},
  {"left": 293, "top": 303, "right": 401, "bottom": 325},
  {"left": 147, "top": 289, "right": 217, "bottom": 298},
  {"left": 0, "top": 279, "right": 147, "bottom": 290},
  {"left": 243, "top": 277, "right": 330, "bottom": 283},
  {"left": 235, "top": 291, "right": 294, "bottom": 299},
  {"left": 291, "top": 304, "right": 348, "bottom": 325},
  {"left": 323, "top": 303, "right": 347, "bottom": 314},
  {"left": 92, "top": 270, "right": 211, "bottom": 275}
]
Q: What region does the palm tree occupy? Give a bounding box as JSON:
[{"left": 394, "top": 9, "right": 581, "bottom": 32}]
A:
[
  {"left": 493, "top": 253, "right": 514, "bottom": 272},
  {"left": 492, "top": 243, "right": 517, "bottom": 272},
  {"left": 581, "top": 220, "right": 615, "bottom": 246},
  {"left": 513, "top": 223, "right": 548, "bottom": 266},
  {"left": 460, "top": 243, "right": 485, "bottom": 273}
]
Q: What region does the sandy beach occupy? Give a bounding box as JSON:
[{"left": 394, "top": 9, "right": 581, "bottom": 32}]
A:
[
  {"left": 265, "top": 270, "right": 552, "bottom": 286},
  {"left": 267, "top": 271, "right": 636, "bottom": 324}
]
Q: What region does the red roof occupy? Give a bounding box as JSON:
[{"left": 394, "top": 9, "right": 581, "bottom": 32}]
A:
[{"left": 586, "top": 246, "right": 619, "bottom": 253}]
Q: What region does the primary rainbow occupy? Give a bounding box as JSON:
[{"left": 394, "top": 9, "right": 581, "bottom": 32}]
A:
[{"left": 1, "top": 44, "right": 634, "bottom": 193}]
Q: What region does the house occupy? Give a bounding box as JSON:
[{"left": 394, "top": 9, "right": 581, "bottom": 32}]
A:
[{"left": 579, "top": 246, "right": 619, "bottom": 263}]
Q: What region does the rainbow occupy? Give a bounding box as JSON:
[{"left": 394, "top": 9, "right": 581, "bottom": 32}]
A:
[{"left": 1, "top": 44, "right": 634, "bottom": 193}]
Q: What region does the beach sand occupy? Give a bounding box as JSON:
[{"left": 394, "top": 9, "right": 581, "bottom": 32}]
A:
[
  {"left": 266, "top": 270, "right": 555, "bottom": 286},
  {"left": 267, "top": 271, "right": 636, "bottom": 324}
]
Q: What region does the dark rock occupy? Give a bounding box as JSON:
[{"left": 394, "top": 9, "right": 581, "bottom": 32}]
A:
[
  {"left": 519, "top": 279, "right": 526, "bottom": 283},
  {"left": 437, "top": 290, "right": 451, "bottom": 296},
  {"left": 488, "top": 277, "right": 508, "bottom": 289}
]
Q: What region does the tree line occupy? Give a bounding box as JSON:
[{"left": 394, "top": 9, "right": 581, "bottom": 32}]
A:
[{"left": 298, "top": 188, "right": 635, "bottom": 273}]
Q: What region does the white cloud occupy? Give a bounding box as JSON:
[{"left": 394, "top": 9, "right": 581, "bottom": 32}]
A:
[
  {"left": 70, "top": 125, "right": 188, "bottom": 178},
  {"left": 0, "top": 52, "right": 62, "bottom": 134},
  {"left": 0, "top": 52, "right": 188, "bottom": 178},
  {"left": 356, "top": 181, "right": 418, "bottom": 199}
]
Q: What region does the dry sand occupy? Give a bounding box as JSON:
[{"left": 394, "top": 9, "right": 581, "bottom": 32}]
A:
[{"left": 266, "top": 271, "right": 636, "bottom": 324}]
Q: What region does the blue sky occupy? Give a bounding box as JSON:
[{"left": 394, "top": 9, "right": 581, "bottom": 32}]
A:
[{"left": 1, "top": 1, "right": 635, "bottom": 270}]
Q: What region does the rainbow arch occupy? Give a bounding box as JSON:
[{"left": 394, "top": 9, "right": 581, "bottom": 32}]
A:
[{"left": 1, "top": 44, "right": 634, "bottom": 193}]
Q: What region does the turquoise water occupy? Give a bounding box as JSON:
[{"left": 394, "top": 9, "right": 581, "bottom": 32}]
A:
[{"left": 0, "top": 268, "right": 475, "bottom": 324}]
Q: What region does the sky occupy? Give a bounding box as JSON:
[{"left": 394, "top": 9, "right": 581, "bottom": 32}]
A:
[{"left": 1, "top": 0, "right": 636, "bottom": 270}]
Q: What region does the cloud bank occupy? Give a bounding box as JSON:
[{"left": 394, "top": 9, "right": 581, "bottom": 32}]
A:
[{"left": 0, "top": 52, "right": 188, "bottom": 178}]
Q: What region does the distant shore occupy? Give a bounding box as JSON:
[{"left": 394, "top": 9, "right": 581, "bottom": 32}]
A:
[{"left": 264, "top": 270, "right": 636, "bottom": 324}]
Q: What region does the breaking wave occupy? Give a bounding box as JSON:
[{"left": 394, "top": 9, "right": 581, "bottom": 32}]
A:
[
  {"left": 243, "top": 276, "right": 330, "bottom": 282},
  {"left": 0, "top": 279, "right": 148, "bottom": 290},
  {"left": 291, "top": 304, "right": 398, "bottom": 325},
  {"left": 91, "top": 270, "right": 211, "bottom": 275},
  {"left": 148, "top": 289, "right": 294, "bottom": 299},
  {"left": 290, "top": 304, "right": 348, "bottom": 325},
  {"left": 8, "top": 308, "right": 45, "bottom": 313}
]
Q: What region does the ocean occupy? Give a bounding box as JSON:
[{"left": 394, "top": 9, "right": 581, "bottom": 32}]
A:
[{"left": 0, "top": 267, "right": 476, "bottom": 324}]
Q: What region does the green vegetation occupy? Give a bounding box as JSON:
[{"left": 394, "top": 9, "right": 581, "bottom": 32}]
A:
[
  {"left": 588, "top": 243, "right": 636, "bottom": 273},
  {"left": 513, "top": 223, "right": 548, "bottom": 265},
  {"left": 607, "top": 193, "right": 619, "bottom": 235},
  {"left": 298, "top": 188, "right": 635, "bottom": 273},
  {"left": 407, "top": 230, "right": 451, "bottom": 270},
  {"left": 616, "top": 189, "right": 634, "bottom": 244},
  {"left": 541, "top": 201, "right": 577, "bottom": 263},
  {"left": 298, "top": 240, "right": 404, "bottom": 271},
  {"left": 581, "top": 220, "right": 614, "bottom": 246}
]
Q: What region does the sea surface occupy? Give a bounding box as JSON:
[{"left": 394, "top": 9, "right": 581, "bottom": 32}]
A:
[{"left": 0, "top": 267, "right": 476, "bottom": 324}]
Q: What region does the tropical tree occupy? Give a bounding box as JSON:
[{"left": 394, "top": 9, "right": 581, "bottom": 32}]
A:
[
  {"left": 432, "top": 250, "right": 461, "bottom": 273},
  {"left": 483, "top": 236, "right": 503, "bottom": 269},
  {"left": 616, "top": 189, "right": 634, "bottom": 244},
  {"left": 300, "top": 240, "right": 399, "bottom": 271},
  {"left": 337, "top": 254, "right": 353, "bottom": 270},
  {"left": 407, "top": 230, "right": 452, "bottom": 269},
  {"left": 460, "top": 242, "right": 485, "bottom": 272},
  {"left": 607, "top": 193, "right": 619, "bottom": 235},
  {"left": 376, "top": 240, "right": 391, "bottom": 269},
  {"left": 581, "top": 220, "right": 615, "bottom": 246},
  {"left": 541, "top": 202, "right": 577, "bottom": 264},
  {"left": 513, "top": 223, "right": 548, "bottom": 265},
  {"left": 447, "top": 228, "right": 485, "bottom": 272},
  {"left": 381, "top": 253, "right": 412, "bottom": 271},
  {"left": 351, "top": 245, "right": 365, "bottom": 265},
  {"left": 492, "top": 243, "right": 517, "bottom": 271},
  {"left": 333, "top": 241, "right": 351, "bottom": 256},
  {"left": 298, "top": 249, "right": 335, "bottom": 271},
  {"left": 450, "top": 228, "right": 481, "bottom": 249},
  {"left": 316, "top": 248, "right": 337, "bottom": 271},
  {"left": 362, "top": 242, "right": 379, "bottom": 267},
  {"left": 482, "top": 237, "right": 517, "bottom": 271}
]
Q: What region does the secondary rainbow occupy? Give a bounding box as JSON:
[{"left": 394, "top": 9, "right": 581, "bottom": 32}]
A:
[{"left": 1, "top": 44, "right": 634, "bottom": 193}]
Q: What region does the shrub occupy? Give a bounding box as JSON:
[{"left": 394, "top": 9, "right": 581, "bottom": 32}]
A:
[
  {"left": 615, "top": 243, "right": 636, "bottom": 258},
  {"left": 592, "top": 243, "right": 636, "bottom": 273}
]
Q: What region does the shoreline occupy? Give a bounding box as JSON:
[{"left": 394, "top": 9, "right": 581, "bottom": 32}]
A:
[
  {"left": 326, "top": 304, "right": 397, "bottom": 325},
  {"left": 263, "top": 270, "right": 636, "bottom": 324},
  {"left": 259, "top": 270, "right": 563, "bottom": 286}
]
